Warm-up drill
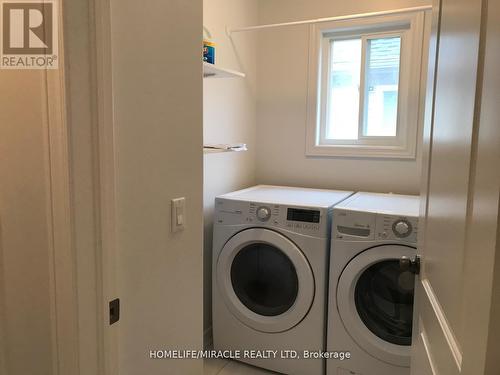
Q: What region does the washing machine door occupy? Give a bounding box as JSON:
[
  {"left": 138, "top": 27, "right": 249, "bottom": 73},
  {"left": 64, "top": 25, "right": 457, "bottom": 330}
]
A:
[
  {"left": 337, "top": 244, "right": 416, "bottom": 367},
  {"left": 217, "top": 228, "right": 315, "bottom": 333}
]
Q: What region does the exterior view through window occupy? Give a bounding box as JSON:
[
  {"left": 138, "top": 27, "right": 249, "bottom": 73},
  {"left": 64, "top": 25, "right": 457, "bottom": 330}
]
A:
[
  {"left": 306, "top": 12, "right": 425, "bottom": 158},
  {"left": 328, "top": 36, "right": 401, "bottom": 140},
  {"left": 364, "top": 37, "right": 401, "bottom": 137}
]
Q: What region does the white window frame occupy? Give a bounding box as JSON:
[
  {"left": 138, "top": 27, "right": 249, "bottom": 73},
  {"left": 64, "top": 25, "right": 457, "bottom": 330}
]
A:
[{"left": 306, "top": 11, "right": 426, "bottom": 158}]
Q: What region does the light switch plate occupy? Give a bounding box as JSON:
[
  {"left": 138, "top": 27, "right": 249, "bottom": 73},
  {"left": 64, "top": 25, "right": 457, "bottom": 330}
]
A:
[{"left": 171, "top": 197, "right": 186, "bottom": 232}]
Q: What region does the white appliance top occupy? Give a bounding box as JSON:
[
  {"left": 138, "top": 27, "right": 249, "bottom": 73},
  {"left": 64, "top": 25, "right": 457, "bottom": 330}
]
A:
[
  {"left": 335, "top": 192, "right": 420, "bottom": 217},
  {"left": 218, "top": 185, "right": 354, "bottom": 208}
]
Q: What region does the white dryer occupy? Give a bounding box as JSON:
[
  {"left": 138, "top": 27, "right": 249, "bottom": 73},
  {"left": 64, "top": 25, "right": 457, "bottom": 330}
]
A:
[
  {"left": 327, "top": 192, "right": 419, "bottom": 375},
  {"left": 212, "top": 185, "right": 353, "bottom": 375}
]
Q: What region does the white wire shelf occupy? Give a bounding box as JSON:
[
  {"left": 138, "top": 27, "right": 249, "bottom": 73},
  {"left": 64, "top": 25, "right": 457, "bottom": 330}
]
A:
[
  {"left": 203, "top": 62, "right": 245, "bottom": 78},
  {"left": 203, "top": 144, "right": 248, "bottom": 154}
]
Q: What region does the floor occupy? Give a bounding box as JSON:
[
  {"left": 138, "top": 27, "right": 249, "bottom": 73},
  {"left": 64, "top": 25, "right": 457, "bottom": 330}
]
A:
[{"left": 204, "top": 359, "right": 279, "bottom": 375}]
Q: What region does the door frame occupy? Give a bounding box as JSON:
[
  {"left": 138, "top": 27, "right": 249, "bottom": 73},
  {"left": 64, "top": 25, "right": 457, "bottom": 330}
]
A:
[
  {"left": 91, "top": 0, "right": 119, "bottom": 374},
  {"left": 45, "top": 0, "right": 118, "bottom": 374},
  {"left": 459, "top": 0, "right": 500, "bottom": 371},
  {"left": 40, "top": 1, "right": 81, "bottom": 373},
  {"left": 42, "top": 2, "right": 79, "bottom": 372}
]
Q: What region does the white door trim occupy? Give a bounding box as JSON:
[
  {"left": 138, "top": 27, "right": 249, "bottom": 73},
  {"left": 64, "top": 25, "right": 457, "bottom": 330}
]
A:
[
  {"left": 93, "top": 0, "right": 119, "bottom": 374},
  {"left": 414, "top": 320, "right": 438, "bottom": 375},
  {"left": 420, "top": 279, "right": 462, "bottom": 370},
  {"left": 45, "top": 0, "right": 119, "bottom": 373},
  {"left": 42, "top": 1, "right": 79, "bottom": 373}
]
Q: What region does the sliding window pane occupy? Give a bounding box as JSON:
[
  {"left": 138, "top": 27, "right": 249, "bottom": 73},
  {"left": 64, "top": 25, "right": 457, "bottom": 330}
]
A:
[
  {"left": 326, "top": 38, "right": 362, "bottom": 140},
  {"left": 363, "top": 37, "right": 401, "bottom": 137}
]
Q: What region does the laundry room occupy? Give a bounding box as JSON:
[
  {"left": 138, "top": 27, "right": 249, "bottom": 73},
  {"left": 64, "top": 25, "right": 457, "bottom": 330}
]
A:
[
  {"left": 203, "top": 0, "right": 430, "bottom": 374},
  {"left": 1, "top": 0, "right": 499, "bottom": 375}
]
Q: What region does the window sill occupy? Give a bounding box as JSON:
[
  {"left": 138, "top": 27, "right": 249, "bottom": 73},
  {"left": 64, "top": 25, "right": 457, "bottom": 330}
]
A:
[{"left": 305, "top": 144, "right": 416, "bottom": 159}]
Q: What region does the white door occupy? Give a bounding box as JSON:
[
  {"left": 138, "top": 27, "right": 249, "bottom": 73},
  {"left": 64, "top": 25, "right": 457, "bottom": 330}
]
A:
[{"left": 411, "top": 0, "right": 500, "bottom": 374}]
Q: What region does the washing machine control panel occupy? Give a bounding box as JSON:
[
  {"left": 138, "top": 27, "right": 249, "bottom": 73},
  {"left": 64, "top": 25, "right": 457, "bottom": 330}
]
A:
[
  {"left": 393, "top": 219, "right": 411, "bottom": 237},
  {"left": 215, "top": 198, "right": 329, "bottom": 237},
  {"left": 333, "top": 210, "right": 418, "bottom": 244},
  {"left": 377, "top": 215, "right": 418, "bottom": 243}
]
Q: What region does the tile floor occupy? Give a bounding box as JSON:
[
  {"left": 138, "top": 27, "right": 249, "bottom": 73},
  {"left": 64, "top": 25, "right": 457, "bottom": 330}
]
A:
[{"left": 204, "top": 359, "right": 279, "bottom": 375}]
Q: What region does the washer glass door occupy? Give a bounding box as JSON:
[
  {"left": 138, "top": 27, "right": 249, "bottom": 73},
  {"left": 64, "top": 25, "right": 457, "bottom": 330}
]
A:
[
  {"left": 217, "top": 228, "right": 315, "bottom": 333},
  {"left": 336, "top": 245, "right": 416, "bottom": 367},
  {"left": 354, "top": 260, "right": 414, "bottom": 346}
]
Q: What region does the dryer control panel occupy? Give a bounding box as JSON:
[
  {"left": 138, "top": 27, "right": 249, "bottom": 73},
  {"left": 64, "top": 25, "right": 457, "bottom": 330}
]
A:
[
  {"left": 333, "top": 209, "right": 418, "bottom": 244},
  {"left": 215, "top": 198, "right": 330, "bottom": 238}
]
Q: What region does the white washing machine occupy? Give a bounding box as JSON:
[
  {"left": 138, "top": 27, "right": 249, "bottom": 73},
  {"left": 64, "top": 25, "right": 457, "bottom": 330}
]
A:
[
  {"left": 327, "top": 192, "right": 419, "bottom": 375},
  {"left": 212, "top": 185, "right": 354, "bottom": 375}
]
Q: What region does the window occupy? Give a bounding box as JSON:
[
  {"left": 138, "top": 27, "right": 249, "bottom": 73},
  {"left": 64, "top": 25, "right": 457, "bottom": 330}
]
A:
[{"left": 306, "top": 12, "right": 426, "bottom": 158}]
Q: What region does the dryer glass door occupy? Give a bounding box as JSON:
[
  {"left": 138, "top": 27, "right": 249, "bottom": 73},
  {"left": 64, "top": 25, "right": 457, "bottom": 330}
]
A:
[
  {"left": 231, "top": 243, "right": 299, "bottom": 316},
  {"left": 217, "top": 228, "right": 315, "bottom": 333}
]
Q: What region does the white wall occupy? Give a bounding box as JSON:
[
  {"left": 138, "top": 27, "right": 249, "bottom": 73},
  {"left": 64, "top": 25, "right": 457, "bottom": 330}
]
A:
[
  {"left": 256, "top": 0, "right": 431, "bottom": 195},
  {"left": 203, "top": 0, "right": 258, "bottom": 345},
  {"left": 110, "top": 1, "right": 204, "bottom": 374},
  {"left": 0, "top": 71, "right": 55, "bottom": 374}
]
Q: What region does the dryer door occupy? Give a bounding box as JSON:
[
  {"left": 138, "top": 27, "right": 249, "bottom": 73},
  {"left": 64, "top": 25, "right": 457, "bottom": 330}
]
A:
[
  {"left": 216, "top": 228, "right": 315, "bottom": 333},
  {"left": 337, "top": 245, "right": 416, "bottom": 367}
]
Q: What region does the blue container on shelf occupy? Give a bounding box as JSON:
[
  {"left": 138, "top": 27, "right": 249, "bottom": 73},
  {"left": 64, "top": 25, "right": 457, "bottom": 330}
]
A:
[
  {"left": 203, "top": 39, "right": 216, "bottom": 64},
  {"left": 203, "top": 26, "right": 216, "bottom": 64}
]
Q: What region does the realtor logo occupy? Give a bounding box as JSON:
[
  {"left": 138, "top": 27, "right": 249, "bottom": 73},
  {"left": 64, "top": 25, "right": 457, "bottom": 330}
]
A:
[{"left": 1, "top": 0, "right": 58, "bottom": 69}]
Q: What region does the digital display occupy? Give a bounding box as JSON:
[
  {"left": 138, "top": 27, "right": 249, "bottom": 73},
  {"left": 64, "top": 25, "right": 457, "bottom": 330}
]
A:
[{"left": 287, "top": 208, "right": 320, "bottom": 223}]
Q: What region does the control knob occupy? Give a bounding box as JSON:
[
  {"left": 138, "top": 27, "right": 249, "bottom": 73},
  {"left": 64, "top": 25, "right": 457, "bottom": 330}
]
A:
[
  {"left": 256, "top": 207, "right": 271, "bottom": 222},
  {"left": 393, "top": 220, "right": 412, "bottom": 238}
]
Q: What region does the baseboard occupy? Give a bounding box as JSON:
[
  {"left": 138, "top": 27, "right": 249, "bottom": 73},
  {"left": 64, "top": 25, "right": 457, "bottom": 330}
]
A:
[{"left": 204, "top": 326, "right": 213, "bottom": 350}]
